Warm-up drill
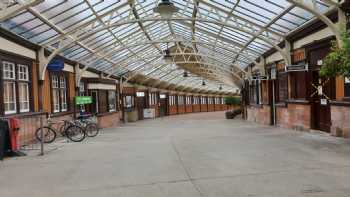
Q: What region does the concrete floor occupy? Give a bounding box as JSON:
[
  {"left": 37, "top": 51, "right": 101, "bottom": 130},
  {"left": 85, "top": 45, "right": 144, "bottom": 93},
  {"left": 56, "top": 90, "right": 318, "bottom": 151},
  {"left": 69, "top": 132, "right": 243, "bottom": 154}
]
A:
[{"left": 2, "top": 112, "right": 350, "bottom": 197}]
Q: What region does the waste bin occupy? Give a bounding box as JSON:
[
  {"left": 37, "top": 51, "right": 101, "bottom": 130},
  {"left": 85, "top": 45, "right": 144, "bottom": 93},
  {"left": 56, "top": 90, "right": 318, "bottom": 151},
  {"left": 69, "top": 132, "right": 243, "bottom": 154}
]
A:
[{"left": 0, "top": 119, "right": 10, "bottom": 160}]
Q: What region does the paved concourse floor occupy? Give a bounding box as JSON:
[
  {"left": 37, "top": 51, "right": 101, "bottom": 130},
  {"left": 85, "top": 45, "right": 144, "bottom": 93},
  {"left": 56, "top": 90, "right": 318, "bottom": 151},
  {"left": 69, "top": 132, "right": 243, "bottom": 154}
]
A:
[{"left": 2, "top": 112, "right": 350, "bottom": 197}]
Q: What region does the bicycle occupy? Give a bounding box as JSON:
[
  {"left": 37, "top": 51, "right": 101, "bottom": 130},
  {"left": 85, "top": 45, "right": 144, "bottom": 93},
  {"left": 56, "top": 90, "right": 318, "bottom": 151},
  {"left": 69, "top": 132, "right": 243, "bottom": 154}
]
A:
[
  {"left": 76, "top": 113, "right": 99, "bottom": 137},
  {"left": 35, "top": 114, "right": 86, "bottom": 143}
]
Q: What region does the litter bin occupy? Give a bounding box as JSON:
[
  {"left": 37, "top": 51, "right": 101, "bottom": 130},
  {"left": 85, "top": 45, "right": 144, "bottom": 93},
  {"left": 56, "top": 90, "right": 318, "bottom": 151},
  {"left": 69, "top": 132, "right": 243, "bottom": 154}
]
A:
[{"left": 0, "top": 119, "right": 10, "bottom": 160}]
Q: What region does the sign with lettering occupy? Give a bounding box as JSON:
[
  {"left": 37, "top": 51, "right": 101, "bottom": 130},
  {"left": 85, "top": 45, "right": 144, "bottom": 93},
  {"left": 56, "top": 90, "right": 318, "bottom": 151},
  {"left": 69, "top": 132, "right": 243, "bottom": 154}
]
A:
[{"left": 75, "top": 96, "right": 93, "bottom": 105}]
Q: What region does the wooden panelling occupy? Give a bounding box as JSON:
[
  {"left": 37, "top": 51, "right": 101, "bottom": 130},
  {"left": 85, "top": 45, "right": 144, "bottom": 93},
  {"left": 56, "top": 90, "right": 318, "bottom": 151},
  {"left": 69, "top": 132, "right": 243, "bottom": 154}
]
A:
[
  {"left": 42, "top": 71, "right": 51, "bottom": 113},
  {"left": 68, "top": 72, "right": 75, "bottom": 111},
  {"left": 31, "top": 61, "right": 39, "bottom": 111},
  {"left": 336, "top": 76, "right": 345, "bottom": 100}
]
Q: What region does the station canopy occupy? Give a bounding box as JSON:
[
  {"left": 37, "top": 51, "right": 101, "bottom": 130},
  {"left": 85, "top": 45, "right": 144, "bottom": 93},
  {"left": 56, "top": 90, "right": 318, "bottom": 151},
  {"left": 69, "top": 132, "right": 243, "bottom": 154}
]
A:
[{"left": 0, "top": 0, "right": 338, "bottom": 94}]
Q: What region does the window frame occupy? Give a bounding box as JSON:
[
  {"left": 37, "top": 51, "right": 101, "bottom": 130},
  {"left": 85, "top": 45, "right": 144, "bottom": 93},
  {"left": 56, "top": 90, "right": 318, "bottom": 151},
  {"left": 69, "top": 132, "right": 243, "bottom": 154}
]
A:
[
  {"left": 108, "top": 90, "right": 116, "bottom": 112},
  {"left": 50, "top": 72, "right": 69, "bottom": 113},
  {"left": 0, "top": 58, "right": 32, "bottom": 115}
]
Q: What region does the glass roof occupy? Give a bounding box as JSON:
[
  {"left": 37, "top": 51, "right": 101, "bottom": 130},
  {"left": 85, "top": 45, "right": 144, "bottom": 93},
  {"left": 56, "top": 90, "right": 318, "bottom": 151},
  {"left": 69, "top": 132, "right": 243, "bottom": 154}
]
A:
[{"left": 0, "top": 0, "right": 337, "bottom": 94}]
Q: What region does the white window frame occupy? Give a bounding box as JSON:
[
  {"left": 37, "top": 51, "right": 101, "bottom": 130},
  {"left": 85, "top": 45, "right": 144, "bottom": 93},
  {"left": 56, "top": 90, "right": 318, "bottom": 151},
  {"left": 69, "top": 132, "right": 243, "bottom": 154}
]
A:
[{"left": 4, "top": 81, "right": 17, "bottom": 114}]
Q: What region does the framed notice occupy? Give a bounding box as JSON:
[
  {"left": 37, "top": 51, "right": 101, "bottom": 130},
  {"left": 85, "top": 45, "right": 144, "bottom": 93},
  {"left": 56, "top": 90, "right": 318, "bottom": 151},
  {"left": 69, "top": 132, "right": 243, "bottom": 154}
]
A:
[{"left": 345, "top": 77, "right": 350, "bottom": 84}]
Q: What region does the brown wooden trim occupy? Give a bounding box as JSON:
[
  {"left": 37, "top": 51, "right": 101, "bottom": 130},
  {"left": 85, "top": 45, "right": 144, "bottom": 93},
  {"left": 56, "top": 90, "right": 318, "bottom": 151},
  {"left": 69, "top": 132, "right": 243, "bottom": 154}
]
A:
[
  {"left": 0, "top": 27, "right": 39, "bottom": 51},
  {"left": 330, "top": 100, "right": 350, "bottom": 107},
  {"left": 286, "top": 99, "right": 310, "bottom": 105},
  {"left": 96, "top": 111, "right": 119, "bottom": 117}
]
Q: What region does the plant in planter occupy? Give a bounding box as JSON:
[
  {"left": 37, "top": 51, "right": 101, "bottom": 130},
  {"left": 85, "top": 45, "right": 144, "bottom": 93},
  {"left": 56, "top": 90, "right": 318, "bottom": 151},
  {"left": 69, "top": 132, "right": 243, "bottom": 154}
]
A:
[
  {"left": 224, "top": 96, "right": 241, "bottom": 106},
  {"left": 320, "top": 30, "right": 350, "bottom": 78},
  {"left": 224, "top": 97, "right": 242, "bottom": 119}
]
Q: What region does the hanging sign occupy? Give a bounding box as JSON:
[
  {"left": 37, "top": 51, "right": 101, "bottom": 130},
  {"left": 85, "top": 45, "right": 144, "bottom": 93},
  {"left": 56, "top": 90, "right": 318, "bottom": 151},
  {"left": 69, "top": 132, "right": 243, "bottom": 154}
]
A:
[
  {"left": 75, "top": 96, "right": 93, "bottom": 105},
  {"left": 47, "top": 58, "right": 64, "bottom": 71}
]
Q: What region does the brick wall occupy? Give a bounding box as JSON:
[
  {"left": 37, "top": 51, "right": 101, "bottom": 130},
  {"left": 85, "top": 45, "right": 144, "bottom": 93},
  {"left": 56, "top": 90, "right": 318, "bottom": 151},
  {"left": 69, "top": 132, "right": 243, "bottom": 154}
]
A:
[
  {"left": 98, "top": 112, "right": 120, "bottom": 128},
  {"left": 246, "top": 105, "right": 271, "bottom": 125},
  {"left": 178, "top": 105, "right": 186, "bottom": 114},
  {"left": 193, "top": 105, "right": 201, "bottom": 112},
  {"left": 186, "top": 105, "right": 193, "bottom": 113},
  {"left": 331, "top": 105, "right": 350, "bottom": 138},
  {"left": 276, "top": 104, "right": 310, "bottom": 131}
]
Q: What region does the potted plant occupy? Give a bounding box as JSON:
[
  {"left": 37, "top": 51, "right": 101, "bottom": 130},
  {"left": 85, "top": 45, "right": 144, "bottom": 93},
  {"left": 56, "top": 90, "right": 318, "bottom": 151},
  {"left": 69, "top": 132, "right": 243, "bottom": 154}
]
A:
[
  {"left": 319, "top": 30, "right": 350, "bottom": 78},
  {"left": 224, "top": 96, "right": 242, "bottom": 119}
]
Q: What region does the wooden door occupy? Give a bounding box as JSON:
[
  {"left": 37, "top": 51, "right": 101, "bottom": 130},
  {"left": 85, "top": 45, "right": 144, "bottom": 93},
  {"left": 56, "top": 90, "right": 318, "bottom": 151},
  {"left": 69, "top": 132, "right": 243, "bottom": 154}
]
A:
[
  {"left": 310, "top": 71, "right": 335, "bottom": 132},
  {"left": 159, "top": 97, "right": 167, "bottom": 117},
  {"left": 136, "top": 96, "right": 146, "bottom": 120}
]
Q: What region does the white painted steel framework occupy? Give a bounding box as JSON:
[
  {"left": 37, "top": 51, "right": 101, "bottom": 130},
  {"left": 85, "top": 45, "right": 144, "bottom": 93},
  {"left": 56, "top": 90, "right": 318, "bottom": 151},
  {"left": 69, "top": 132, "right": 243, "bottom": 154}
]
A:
[{"left": 0, "top": 0, "right": 344, "bottom": 93}]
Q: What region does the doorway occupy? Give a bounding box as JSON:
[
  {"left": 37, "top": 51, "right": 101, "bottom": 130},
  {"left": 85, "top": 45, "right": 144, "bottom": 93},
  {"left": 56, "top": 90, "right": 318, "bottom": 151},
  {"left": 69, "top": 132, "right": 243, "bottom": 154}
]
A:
[{"left": 310, "top": 71, "right": 335, "bottom": 132}]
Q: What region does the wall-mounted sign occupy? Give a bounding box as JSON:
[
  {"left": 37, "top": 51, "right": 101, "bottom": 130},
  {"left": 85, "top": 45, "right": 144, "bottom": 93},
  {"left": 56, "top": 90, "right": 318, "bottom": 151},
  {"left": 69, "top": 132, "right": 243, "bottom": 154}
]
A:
[
  {"left": 320, "top": 99, "right": 327, "bottom": 105},
  {"left": 345, "top": 77, "right": 350, "bottom": 84},
  {"left": 136, "top": 92, "right": 145, "bottom": 97},
  {"left": 285, "top": 63, "right": 308, "bottom": 72},
  {"left": 47, "top": 58, "right": 64, "bottom": 71},
  {"left": 75, "top": 96, "right": 93, "bottom": 105},
  {"left": 160, "top": 94, "right": 166, "bottom": 99}
]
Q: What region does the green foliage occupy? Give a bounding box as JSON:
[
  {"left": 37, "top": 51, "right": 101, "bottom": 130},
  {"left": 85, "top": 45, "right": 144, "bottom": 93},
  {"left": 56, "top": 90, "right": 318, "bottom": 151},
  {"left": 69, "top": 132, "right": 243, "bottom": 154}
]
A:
[
  {"left": 320, "top": 30, "right": 350, "bottom": 78},
  {"left": 225, "top": 96, "right": 241, "bottom": 105}
]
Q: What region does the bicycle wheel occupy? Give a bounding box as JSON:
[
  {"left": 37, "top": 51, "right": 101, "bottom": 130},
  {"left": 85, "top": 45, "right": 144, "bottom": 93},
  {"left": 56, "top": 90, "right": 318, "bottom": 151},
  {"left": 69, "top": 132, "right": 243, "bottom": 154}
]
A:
[
  {"left": 64, "top": 125, "right": 86, "bottom": 142},
  {"left": 35, "top": 126, "right": 57, "bottom": 143},
  {"left": 85, "top": 123, "right": 99, "bottom": 137}
]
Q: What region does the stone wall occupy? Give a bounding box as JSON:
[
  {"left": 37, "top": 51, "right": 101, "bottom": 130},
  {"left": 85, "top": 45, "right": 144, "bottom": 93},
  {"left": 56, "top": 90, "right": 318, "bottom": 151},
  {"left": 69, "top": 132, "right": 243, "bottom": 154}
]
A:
[
  {"left": 246, "top": 105, "right": 271, "bottom": 125},
  {"left": 331, "top": 105, "right": 350, "bottom": 138},
  {"left": 276, "top": 104, "right": 310, "bottom": 131}
]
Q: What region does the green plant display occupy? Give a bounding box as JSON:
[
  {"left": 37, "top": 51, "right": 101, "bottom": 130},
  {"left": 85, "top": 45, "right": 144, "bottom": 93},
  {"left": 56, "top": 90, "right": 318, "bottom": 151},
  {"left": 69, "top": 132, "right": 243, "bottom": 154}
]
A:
[
  {"left": 320, "top": 30, "right": 350, "bottom": 78},
  {"left": 225, "top": 96, "right": 241, "bottom": 105}
]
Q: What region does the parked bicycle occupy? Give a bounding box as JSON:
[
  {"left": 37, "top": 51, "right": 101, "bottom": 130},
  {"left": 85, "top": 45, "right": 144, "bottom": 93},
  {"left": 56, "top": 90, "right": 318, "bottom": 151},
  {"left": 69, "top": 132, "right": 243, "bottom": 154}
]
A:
[
  {"left": 76, "top": 113, "right": 99, "bottom": 137},
  {"left": 35, "top": 114, "right": 86, "bottom": 143}
]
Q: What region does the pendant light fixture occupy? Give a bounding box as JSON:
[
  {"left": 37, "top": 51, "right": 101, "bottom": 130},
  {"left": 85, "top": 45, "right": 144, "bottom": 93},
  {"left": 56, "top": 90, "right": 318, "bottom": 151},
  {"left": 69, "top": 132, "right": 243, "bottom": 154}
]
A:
[
  {"left": 202, "top": 80, "right": 206, "bottom": 86},
  {"left": 154, "top": 0, "right": 179, "bottom": 18},
  {"left": 219, "top": 85, "right": 223, "bottom": 90},
  {"left": 183, "top": 71, "right": 188, "bottom": 77},
  {"left": 163, "top": 42, "right": 172, "bottom": 64}
]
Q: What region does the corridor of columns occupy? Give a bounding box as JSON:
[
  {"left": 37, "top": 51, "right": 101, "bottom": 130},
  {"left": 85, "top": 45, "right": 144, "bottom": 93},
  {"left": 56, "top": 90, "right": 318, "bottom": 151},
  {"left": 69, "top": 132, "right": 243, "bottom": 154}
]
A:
[{"left": 2, "top": 111, "right": 350, "bottom": 197}]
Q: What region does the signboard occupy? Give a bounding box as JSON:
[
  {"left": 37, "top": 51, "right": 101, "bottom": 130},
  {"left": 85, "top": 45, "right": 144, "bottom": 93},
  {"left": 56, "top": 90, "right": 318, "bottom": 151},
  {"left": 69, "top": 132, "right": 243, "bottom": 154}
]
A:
[
  {"left": 320, "top": 99, "right": 328, "bottom": 105},
  {"left": 285, "top": 63, "right": 308, "bottom": 72},
  {"left": 270, "top": 67, "right": 276, "bottom": 80},
  {"left": 47, "top": 58, "right": 64, "bottom": 71},
  {"left": 75, "top": 96, "right": 93, "bottom": 105},
  {"left": 160, "top": 94, "right": 166, "bottom": 99},
  {"left": 143, "top": 108, "right": 155, "bottom": 119},
  {"left": 345, "top": 77, "right": 350, "bottom": 84}
]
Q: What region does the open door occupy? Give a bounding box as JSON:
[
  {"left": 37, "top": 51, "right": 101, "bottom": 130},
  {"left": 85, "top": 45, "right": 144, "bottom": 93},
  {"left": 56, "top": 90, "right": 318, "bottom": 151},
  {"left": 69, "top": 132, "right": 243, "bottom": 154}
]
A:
[{"left": 159, "top": 94, "right": 167, "bottom": 117}]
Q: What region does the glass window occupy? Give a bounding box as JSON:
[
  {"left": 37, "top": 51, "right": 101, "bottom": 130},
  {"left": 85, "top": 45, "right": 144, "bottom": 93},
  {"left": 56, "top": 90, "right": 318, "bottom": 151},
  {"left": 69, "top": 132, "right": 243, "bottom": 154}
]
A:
[
  {"left": 19, "top": 83, "right": 29, "bottom": 112},
  {"left": 2, "top": 61, "right": 31, "bottom": 114},
  {"left": 51, "top": 73, "right": 68, "bottom": 113},
  {"left": 79, "top": 82, "right": 85, "bottom": 96},
  {"left": 4, "top": 82, "right": 16, "bottom": 114},
  {"left": 124, "top": 95, "right": 134, "bottom": 108},
  {"left": 3, "top": 61, "right": 15, "bottom": 79},
  {"left": 108, "top": 91, "right": 116, "bottom": 112},
  {"left": 18, "top": 64, "right": 29, "bottom": 81}
]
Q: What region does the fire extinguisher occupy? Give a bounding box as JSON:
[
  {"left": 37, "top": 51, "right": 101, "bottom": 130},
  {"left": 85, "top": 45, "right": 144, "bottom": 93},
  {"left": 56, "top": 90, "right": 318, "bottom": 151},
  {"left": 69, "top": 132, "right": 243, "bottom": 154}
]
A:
[{"left": 8, "top": 118, "right": 20, "bottom": 151}]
